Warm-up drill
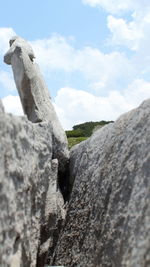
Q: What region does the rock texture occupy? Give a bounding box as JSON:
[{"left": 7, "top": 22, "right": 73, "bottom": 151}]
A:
[
  {"left": 4, "top": 36, "right": 69, "bottom": 173},
  {"left": 0, "top": 105, "right": 66, "bottom": 267},
  {"left": 52, "top": 99, "right": 150, "bottom": 267},
  {"left": 1, "top": 35, "right": 150, "bottom": 267},
  {"left": 0, "top": 99, "right": 4, "bottom": 113}
]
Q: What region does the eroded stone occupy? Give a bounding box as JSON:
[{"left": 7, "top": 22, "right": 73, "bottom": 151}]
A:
[
  {"left": 4, "top": 36, "right": 69, "bottom": 174},
  {"left": 52, "top": 99, "right": 150, "bottom": 267},
  {"left": 0, "top": 112, "right": 65, "bottom": 267}
]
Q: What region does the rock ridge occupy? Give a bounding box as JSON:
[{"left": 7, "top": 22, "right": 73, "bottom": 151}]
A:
[{"left": 52, "top": 98, "right": 150, "bottom": 267}]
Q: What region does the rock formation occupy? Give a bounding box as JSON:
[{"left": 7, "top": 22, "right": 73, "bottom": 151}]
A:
[
  {"left": 4, "top": 36, "right": 69, "bottom": 173},
  {"left": 1, "top": 36, "right": 150, "bottom": 267},
  {"left": 0, "top": 106, "right": 66, "bottom": 267},
  {"left": 0, "top": 99, "right": 4, "bottom": 113},
  {"left": 52, "top": 99, "right": 150, "bottom": 267},
  {"left": 1, "top": 37, "right": 69, "bottom": 267}
]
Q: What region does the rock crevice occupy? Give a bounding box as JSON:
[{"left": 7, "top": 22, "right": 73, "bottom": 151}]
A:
[
  {"left": 52, "top": 99, "right": 150, "bottom": 267},
  {"left": 0, "top": 36, "right": 150, "bottom": 267}
]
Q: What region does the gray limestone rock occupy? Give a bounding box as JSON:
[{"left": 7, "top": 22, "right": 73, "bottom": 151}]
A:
[
  {"left": 4, "top": 36, "right": 69, "bottom": 173},
  {"left": 4, "top": 36, "right": 35, "bottom": 65},
  {"left": 52, "top": 99, "right": 150, "bottom": 267},
  {"left": 0, "top": 99, "right": 4, "bottom": 113},
  {"left": 0, "top": 111, "right": 65, "bottom": 267}
]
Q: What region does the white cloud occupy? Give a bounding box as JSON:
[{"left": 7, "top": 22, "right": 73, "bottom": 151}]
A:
[
  {"left": 75, "top": 47, "right": 134, "bottom": 90},
  {"left": 0, "top": 71, "right": 16, "bottom": 91},
  {"left": 1, "top": 25, "right": 150, "bottom": 130},
  {"left": 54, "top": 81, "right": 150, "bottom": 129},
  {"left": 2, "top": 95, "right": 23, "bottom": 116},
  {"left": 107, "top": 9, "right": 150, "bottom": 53},
  {"left": 107, "top": 15, "right": 143, "bottom": 51},
  {"left": 30, "top": 35, "right": 75, "bottom": 72},
  {"left": 124, "top": 79, "right": 150, "bottom": 106},
  {"left": 0, "top": 27, "right": 16, "bottom": 55},
  {"left": 83, "top": 0, "right": 150, "bottom": 56},
  {"left": 82, "top": 0, "right": 144, "bottom": 14},
  {"left": 82, "top": 0, "right": 150, "bottom": 81},
  {"left": 0, "top": 28, "right": 142, "bottom": 99},
  {"left": 2, "top": 79, "right": 150, "bottom": 130},
  {"left": 31, "top": 35, "right": 134, "bottom": 93}
]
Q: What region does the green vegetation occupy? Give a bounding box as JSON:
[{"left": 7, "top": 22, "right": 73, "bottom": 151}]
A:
[
  {"left": 66, "top": 129, "right": 84, "bottom": 138},
  {"left": 66, "top": 120, "right": 113, "bottom": 149},
  {"left": 68, "top": 137, "right": 88, "bottom": 149},
  {"left": 73, "top": 120, "right": 113, "bottom": 137}
]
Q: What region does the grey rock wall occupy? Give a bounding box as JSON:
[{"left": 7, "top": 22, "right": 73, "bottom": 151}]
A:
[
  {"left": 52, "top": 99, "right": 150, "bottom": 267},
  {"left": 0, "top": 106, "right": 65, "bottom": 267},
  {"left": 1, "top": 36, "right": 70, "bottom": 267}
]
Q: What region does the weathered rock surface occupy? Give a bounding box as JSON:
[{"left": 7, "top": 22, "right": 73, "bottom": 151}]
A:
[
  {"left": 4, "top": 36, "right": 69, "bottom": 173},
  {"left": 52, "top": 99, "right": 150, "bottom": 267},
  {"left": 4, "top": 36, "right": 35, "bottom": 65},
  {"left": 1, "top": 36, "right": 70, "bottom": 267},
  {"left": 0, "top": 99, "right": 4, "bottom": 113},
  {"left": 2, "top": 35, "right": 150, "bottom": 267},
  {"left": 0, "top": 107, "right": 65, "bottom": 267}
]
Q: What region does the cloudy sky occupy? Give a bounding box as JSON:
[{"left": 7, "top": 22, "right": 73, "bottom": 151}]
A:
[{"left": 0, "top": 0, "right": 150, "bottom": 129}]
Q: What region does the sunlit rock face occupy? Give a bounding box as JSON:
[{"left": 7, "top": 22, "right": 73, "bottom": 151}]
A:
[
  {"left": 0, "top": 109, "right": 66, "bottom": 267},
  {"left": 0, "top": 37, "right": 69, "bottom": 267},
  {"left": 52, "top": 99, "right": 150, "bottom": 267},
  {"left": 1, "top": 36, "right": 150, "bottom": 267},
  {"left": 4, "top": 36, "right": 69, "bottom": 173}
]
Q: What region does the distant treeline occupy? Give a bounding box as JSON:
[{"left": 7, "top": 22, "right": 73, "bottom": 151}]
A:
[{"left": 66, "top": 121, "right": 113, "bottom": 138}]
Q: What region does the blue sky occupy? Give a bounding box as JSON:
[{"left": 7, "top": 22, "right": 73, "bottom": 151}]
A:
[
  {"left": 0, "top": 0, "right": 150, "bottom": 129},
  {"left": 1, "top": 0, "right": 108, "bottom": 48}
]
